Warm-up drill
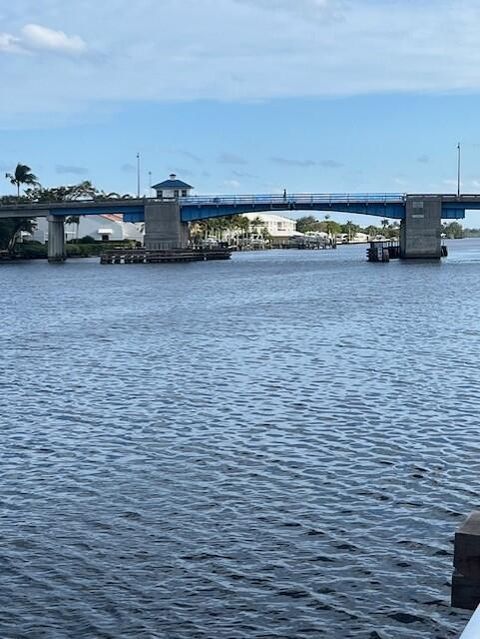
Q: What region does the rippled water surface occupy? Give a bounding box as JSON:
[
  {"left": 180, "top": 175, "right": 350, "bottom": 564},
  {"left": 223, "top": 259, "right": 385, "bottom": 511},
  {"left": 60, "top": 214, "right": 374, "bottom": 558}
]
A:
[{"left": 2, "top": 241, "right": 480, "bottom": 638}]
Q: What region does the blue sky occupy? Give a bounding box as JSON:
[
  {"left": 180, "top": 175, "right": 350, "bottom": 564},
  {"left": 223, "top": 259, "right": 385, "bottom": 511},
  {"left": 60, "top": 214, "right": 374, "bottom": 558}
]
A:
[{"left": 2, "top": 0, "right": 480, "bottom": 224}]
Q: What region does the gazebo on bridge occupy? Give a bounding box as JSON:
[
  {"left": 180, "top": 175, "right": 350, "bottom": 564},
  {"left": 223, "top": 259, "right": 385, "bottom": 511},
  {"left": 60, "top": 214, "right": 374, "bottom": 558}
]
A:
[{"left": 152, "top": 174, "right": 194, "bottom": 200}]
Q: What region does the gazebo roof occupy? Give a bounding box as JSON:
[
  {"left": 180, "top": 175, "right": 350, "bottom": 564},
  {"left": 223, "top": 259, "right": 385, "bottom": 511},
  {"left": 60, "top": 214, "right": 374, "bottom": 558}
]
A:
[{"left": 152, "top": 174, "right": 193, "bottom": 190}]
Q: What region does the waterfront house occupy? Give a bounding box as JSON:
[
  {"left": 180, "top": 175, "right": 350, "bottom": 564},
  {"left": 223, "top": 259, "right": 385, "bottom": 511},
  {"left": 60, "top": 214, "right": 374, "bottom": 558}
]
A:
[
  {"left": 152, "top": 174, "right": 194, "bottom": 199},
  {"left": 351, "top": 232, "right": 369, "bottom": 243},
  {"left": 242, "top": 212, "right": 299, "bottom": 242},
  {"left": 31, "top": 214, "right": 144, "bottom": 244}
]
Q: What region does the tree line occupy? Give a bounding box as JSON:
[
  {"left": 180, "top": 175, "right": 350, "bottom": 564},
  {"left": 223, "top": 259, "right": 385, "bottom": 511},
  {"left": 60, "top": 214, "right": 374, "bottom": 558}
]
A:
[
  {"left": 297, "top": 215, "right": 471, "bottom": 241},
  {"left": 295, "top": 215, "right": 400, "bottom": 240},
  {"left": 0, "top": 163, "right": 127, "bottom": 252}
]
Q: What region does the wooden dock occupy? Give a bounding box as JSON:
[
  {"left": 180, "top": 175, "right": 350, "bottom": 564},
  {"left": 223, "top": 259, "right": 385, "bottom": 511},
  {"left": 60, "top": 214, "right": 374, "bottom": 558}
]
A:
[
  {"left": 367, "top": 241, "right": 400, "bottom": 262},
  {"left": 367, "top": 240, "right": 448, "bottom": 262},
  {"left": 100, "top": 247, "right": 231, "bottom": 264}
]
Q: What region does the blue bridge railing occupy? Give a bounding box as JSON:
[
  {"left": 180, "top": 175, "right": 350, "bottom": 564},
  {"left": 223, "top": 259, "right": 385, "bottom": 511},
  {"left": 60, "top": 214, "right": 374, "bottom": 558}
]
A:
[{"left": 180, "top": 193, "right": 407, "bottom": 206}]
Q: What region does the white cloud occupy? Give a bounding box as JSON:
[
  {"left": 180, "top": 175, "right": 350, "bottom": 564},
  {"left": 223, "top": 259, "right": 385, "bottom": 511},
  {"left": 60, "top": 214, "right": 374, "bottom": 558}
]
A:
[
  {"left": 2, "top": 0, "right": 480, "bottom": 126},
  {"left": 21, "top": 24, "right": 87, "bottom": 55},
  {"left": 0, "top": 23, "right": 86, "bottom": 56}
]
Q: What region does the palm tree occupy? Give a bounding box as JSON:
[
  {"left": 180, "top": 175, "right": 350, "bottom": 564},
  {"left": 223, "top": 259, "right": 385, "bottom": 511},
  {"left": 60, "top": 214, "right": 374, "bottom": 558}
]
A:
[
  {"left": 5, "top": 164, "right": 38, "bottom": 197},
  {"left": 249, "top": 216, "right": 265, "bottom": 236},
  {"left": 344, "top": 220, "right": 357, "bottom": 242},
  {"left": 0, "top": 218, "right": 37, "bottom": 254},
  {"left": 65, "top": 215, "right": 81, "bottom": 241},
  {"left": 65, "top": 180, "right": 96, "bottom": 201},
  {"left": 323, "top": 214, "right": 339, "bottom": 238}
]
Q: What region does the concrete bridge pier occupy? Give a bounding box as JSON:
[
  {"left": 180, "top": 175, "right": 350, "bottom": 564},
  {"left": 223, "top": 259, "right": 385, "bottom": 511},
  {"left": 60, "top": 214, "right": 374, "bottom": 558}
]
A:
[
  {"left": 47, "top": 215, "right": 66, "bottom": 263},
  {"left": 144, "top": 201, "right": 188, "bottom": 250},
  {"left": 399, "top": 196, "right": 442, "bottom": 259}
]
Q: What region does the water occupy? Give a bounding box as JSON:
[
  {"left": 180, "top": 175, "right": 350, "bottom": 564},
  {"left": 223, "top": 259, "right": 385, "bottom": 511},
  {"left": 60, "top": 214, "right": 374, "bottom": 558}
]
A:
[{"left": 1, "top": 240, "right": 479, "bottom": 638}]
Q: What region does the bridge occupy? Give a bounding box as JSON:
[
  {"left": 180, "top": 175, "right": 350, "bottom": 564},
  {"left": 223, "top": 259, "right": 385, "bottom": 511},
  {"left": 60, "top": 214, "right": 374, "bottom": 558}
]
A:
[{"left": 0, "top": 192, "right": 478, "bottom": 262}]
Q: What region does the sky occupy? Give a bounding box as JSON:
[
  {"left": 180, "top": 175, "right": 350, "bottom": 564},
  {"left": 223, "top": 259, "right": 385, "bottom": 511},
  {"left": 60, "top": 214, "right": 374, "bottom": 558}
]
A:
[{"left": 3, "top": 0, "right": 480, "bottom": 224}]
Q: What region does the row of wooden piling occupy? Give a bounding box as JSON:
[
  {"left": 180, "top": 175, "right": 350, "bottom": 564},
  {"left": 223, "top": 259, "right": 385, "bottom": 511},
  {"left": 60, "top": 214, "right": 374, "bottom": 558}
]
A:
[{"left": 100, "top": 248, "right": 232, "bottom": 264}]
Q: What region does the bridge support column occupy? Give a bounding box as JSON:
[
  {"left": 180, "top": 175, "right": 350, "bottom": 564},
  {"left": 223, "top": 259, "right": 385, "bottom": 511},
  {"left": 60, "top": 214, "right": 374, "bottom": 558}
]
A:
[
  {"left": 47, "top": 215, "right": 66, "bottom": 263},
  {"left": 144, "top": 201, "right": 188, "bottom": 250},
  {"left": 400, "top": 196, "right": 442, "bottom": 259}
]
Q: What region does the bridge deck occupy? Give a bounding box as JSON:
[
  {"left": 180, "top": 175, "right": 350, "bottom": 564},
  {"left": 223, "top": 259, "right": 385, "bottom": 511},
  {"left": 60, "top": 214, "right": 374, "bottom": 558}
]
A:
[{"left": 0, "top": 193, "right": 477, "bottom": 221}]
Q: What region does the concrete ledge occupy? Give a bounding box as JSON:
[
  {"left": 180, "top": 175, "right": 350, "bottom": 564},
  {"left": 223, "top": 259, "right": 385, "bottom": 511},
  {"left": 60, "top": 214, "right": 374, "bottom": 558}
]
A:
[
  {"left": 452, "top": 571, "right": 480, "bottom": 610},
  {"left": 455, "top": 512, "right": 480, "bottom": 577},
  {"left": 453, "top": 512, "right": 480, "bottom": 610}
]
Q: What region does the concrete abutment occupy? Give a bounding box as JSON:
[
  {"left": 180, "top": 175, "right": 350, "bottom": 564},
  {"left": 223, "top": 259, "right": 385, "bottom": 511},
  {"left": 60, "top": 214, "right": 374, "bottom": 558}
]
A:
[
  {"left": 144, "top": 201, "right": 188, "bottom": 250},
  {"left": 399, "top": 196, "right": 442, "bottom": 259}
]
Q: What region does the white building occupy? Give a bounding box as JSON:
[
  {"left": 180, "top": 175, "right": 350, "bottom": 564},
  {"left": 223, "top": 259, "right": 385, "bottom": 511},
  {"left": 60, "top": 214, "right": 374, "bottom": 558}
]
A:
[
  {"left": 242, "top": 212, "right": 299, "bottom": 238},
  {"left": 31, "top": 214, "right": 144, "bottom": 244},
  {"left": 152, "top": 174, "right": 194, "bottom": 199},
  {"left": 352, "top": 232, "right": 369, "bottom": 243}
]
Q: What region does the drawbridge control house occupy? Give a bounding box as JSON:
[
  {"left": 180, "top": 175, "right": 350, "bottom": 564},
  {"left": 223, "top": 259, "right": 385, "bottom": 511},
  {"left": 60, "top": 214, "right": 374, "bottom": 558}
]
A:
[{"left": 152, "top": 174, "right": 194, "bottom": 199}]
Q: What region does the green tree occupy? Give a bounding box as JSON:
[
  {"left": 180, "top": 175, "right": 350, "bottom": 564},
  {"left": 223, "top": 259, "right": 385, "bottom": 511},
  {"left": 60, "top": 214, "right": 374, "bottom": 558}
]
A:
[
  {"left": 324, "top": 220, "right": 342, "bottom": 236},
  {"left": 5, "top": 164, "right": 38, "bottom": 197},
  {"left": 249, "top": 216, "right": 265, "bottom": 235},
  {"left": 343, "top": 220, "right": 360, "bottom": 241},
  {"left": 0, "top": 216, "right": 37, "bottom": 253},
  {"left": 366, "top": 225, "right": 379, "bottom": 238},
  {"left": 26, "top": 180, "right": 97, "bottom": 203},
  {"left": 385, "top": 221, "right": 400, "bottom": 239},
  {"left": 94, "top": 191, "right": 122, "bottom": 201},
  {"left": 296, "top": 216, "right": 320, "bottom": 233},
  {"left": 444, "top": 221, "right": 464, "bottom": 239}
]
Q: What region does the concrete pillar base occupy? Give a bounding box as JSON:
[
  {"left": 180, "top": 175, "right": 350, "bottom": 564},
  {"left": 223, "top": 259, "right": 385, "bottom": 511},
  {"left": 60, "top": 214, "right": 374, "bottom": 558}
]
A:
[
  {"left": 400, "top": 196, "right": 442, "bottom": 259},
  {"left": 144, "top": 202, "right": 188, "bottom": 250},
  {"left": 452, "top": 512, "right": 480, "bottom": 610},
  {"left": 47, "top": 215, "right": 66, "bottom": 263}
]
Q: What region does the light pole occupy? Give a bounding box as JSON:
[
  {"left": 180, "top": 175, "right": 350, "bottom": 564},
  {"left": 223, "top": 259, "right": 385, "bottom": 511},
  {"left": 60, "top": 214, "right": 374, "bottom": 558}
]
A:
[
  {"left": 148, "top": 171, "right": 152, "bottom": 198},
  {"left": 136, "top": 152, "right": 141, "bottom": 198},
  {"left": 457, "top": 142, "right": 461, "bottom": 197}
]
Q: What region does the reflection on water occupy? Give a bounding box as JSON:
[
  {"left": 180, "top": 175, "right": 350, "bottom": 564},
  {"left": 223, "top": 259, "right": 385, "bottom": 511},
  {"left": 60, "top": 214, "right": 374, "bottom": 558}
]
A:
[{"left": 1, "top": 240, "right": 479, "bottom": 638}]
